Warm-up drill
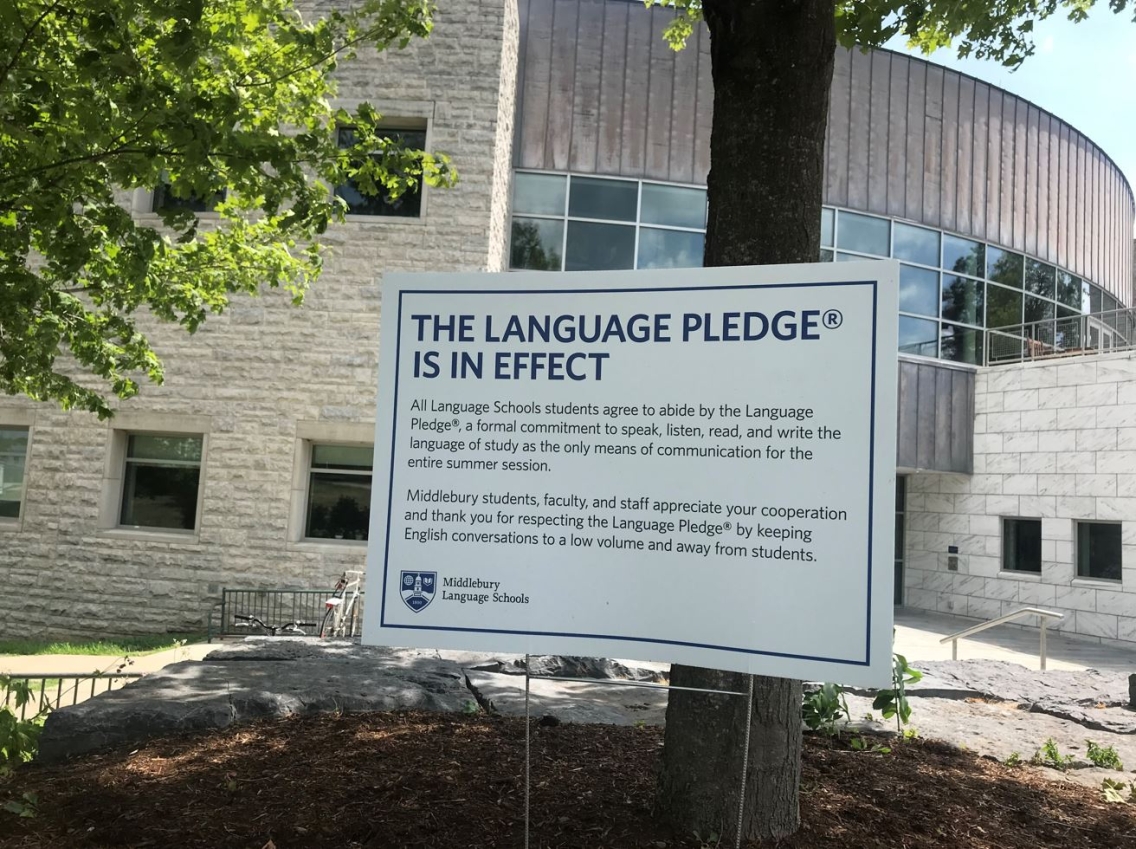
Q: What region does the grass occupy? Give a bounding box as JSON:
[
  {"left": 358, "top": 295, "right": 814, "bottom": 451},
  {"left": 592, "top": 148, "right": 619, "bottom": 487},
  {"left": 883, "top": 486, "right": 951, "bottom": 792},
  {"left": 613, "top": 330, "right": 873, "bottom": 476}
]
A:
[{"left": 0, "top": 634, "right": 202, "bottom": 656}]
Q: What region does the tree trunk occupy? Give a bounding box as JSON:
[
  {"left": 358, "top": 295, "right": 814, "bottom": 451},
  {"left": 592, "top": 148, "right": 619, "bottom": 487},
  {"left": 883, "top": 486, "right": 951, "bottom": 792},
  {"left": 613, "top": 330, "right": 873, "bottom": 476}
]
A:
[{"left": 657, "top": 0, "right": 835, "bottom": 843}]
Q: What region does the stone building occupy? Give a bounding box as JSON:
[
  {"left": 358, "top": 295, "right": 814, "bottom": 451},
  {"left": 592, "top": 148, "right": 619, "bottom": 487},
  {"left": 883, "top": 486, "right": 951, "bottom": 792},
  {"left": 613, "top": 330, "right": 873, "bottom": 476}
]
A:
[{"left": 2, "top": 0, "right": 1135, "bottom": 643}]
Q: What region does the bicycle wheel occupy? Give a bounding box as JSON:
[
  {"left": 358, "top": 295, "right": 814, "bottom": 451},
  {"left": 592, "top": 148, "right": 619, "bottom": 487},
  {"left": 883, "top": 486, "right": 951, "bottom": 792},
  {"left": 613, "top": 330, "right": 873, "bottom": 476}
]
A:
[{"left": 319, "top": 607, "right": 338, "bottom": 638}]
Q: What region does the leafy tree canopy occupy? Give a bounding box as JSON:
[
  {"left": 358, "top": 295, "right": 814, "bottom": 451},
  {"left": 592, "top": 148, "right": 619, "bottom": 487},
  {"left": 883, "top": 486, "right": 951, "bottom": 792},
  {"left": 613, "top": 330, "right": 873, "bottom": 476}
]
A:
[
  {"left": 0, "top": 0, "right": 454, "bottom": 418},
  {"left": 650, "top": 0, "right": 1133, "bottom": 66}
]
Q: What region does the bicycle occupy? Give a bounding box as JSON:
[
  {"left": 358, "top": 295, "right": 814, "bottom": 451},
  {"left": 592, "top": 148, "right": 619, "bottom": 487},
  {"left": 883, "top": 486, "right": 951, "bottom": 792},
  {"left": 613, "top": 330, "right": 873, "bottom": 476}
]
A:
[
  {"left": 320, "top": 569, "right": 363, "bottom": 638},
  {"left": 233, "top": 614, "right": 317, "bottom": 637}
]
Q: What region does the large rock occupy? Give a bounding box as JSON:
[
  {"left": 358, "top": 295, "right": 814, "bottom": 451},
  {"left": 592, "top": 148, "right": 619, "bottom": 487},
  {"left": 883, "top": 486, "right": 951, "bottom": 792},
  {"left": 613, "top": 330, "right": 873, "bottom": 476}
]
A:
[
  {"left": 36, "top": 643, "right": 676, "bottom": 763},
  {"left": 37, "top": 643, "right": 475, "bottom": 763},
  {"left": 464, "top": 670, "right": 667, "bottom": 726}
]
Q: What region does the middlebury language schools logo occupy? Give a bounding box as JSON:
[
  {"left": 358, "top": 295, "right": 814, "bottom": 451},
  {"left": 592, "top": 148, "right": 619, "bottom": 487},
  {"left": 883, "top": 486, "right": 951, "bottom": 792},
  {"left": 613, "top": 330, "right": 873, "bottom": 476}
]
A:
[{"left": 401, "top": 571, "right": 436, "bottom": 613}]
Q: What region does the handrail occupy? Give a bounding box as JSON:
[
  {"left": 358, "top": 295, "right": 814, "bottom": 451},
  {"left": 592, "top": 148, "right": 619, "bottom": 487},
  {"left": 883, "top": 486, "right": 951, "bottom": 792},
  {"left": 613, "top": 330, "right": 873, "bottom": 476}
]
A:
[{"left": 939, "top": 607, "right": 1065, "bottom": 670}]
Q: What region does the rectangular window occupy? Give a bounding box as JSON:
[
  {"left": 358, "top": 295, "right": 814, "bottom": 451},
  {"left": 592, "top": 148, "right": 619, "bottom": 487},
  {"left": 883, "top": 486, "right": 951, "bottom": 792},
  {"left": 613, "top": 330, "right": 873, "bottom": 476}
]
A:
[
  {"left": 513, "top": 172, "right": 566, "bottom": 216},
  {"left": 1076, "top": 522, "right": 1122, "bottom": 582},
  {"left": 152, "top": 181, "right": 223, "bottom": 213},
  {"left": 898, "top": 265, "right": 940, "bottom": 317},
  {"left": 565, "top": 220, "right": 635, "bottom": 271},
  {"left": 335, "top": 126, "right": 427, "bottom": 217},
  {"left": 835, "top": 211, "right": 889, "bottom": 256},
  {"left": 510, "top": 217, "right": 563, "bottom": 270},
  {"left": 636, "top": 227, "right": 703, "bottom": 269},
  {"left": 986, "top": 246, "right": 1024, "bottom": 288},
  {"left": 1002, "top": 518, "right": 1041, "bottom": 573},
  {"left": 0, "top": 427, "right": 29, "bottom": 520},
  {"left": 893, "top": 222, "right": 939, "bottom": 267},
  {"left": 640, "top": 184, "right": 706, "bottom": 229},
  {"left": 987, "top": 283, "right": 1024, "bottom": 329},
  {"left": 119, "top": 434, "right": 203, "bottom": 531},
  {"left": 898, "top": 316, "right": 938, "bottom": 358},
  {"left": 306, "top": 444, "right": 372, "bottom": 541},
  {"left": 820, "top": 208, "right": 834, "bottom": 247},
  {"left": 943, "top": 235, "right": 983, "bottom": 277},
  {"left": 941, "top": 275, "right": 984, "bottom": 326},
  {"left": 567, "top": 176, "right": 637, "bottom": 221}
]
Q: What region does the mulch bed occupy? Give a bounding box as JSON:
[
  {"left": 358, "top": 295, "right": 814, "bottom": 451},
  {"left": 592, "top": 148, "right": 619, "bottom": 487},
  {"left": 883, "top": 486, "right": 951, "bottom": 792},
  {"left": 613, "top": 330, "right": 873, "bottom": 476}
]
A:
[{"left": 2, "top": 712, "right": 1135, "bottom": 848}]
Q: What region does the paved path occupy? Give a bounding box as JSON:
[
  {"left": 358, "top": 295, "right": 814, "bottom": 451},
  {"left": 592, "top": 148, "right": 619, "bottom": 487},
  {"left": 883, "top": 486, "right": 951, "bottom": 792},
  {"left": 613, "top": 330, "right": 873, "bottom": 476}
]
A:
[
  {"left": 6, "top": 607, "right": 1131, "bottom": 678},
  {"left": 0, "top": 644, "right": 214, "bottom": 676},
  {"left": 895, "top": 607, "right": 1136, "bottom": 673}
]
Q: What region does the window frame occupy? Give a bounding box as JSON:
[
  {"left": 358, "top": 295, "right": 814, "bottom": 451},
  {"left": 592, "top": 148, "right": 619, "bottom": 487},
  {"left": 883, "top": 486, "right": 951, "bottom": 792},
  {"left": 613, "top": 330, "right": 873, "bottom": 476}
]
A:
[
  {"left": 0, "top": 424, "right": 32, "bottom": 526},
  {"left": 301, "top": 441, "right": 374, "bottom": 544},
  {"left": 1075, "top": 520, "right": 1123, "bottom": 583},
  {"left": 116, "top": 431, "right": 206, "bottom": 534},
  {"left": 1001, "top": 517, "right": 1042, "bottom": 575},
  {"left": 336, "top": 122, "right": 430, "bottom": 222}
]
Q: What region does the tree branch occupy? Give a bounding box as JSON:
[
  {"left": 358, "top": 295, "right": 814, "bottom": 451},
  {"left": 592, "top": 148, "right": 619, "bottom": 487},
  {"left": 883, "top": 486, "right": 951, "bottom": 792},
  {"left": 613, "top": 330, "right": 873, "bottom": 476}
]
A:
[
  {"left": 236, "top": 23, "right": 393, "bottom": 88},
  {"left": 0, "top": 0, "right": 64, "bottom": 91}
]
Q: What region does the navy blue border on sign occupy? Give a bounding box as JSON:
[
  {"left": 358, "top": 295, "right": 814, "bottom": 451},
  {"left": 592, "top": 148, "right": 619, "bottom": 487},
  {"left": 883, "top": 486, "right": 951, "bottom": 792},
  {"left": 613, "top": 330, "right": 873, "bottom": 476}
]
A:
[{"left": 380, "top": 280, "right": 880, "bottom": 668}]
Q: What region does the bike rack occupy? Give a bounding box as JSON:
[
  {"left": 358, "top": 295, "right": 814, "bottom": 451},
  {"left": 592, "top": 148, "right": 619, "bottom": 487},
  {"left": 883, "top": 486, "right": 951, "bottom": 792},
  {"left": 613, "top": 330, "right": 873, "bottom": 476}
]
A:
[{"left": 206, "top": 588, "right": 365, "bottom": 641}]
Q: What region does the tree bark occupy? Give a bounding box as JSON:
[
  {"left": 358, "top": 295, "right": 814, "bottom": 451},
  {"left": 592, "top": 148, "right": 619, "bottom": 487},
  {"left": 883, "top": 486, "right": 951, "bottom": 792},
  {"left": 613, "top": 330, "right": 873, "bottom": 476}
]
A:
[{"left": 657, "top": 0, "right": 835, "bottom": 843}]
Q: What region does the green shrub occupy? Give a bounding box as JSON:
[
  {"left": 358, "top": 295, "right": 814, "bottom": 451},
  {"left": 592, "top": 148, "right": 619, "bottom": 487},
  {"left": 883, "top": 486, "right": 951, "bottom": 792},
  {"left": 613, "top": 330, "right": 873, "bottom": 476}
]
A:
[
  {"left": 1086, "top": 740, "right": 1123, "bottom": 771},
  {"left": 802, "top": 683, "right": 849, "bottom": 735}
]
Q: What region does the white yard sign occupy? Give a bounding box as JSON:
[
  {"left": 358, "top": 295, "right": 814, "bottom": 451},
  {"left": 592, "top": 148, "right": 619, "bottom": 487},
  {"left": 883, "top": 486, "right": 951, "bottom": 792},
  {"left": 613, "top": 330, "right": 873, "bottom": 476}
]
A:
[{"left": 363, "top": 263, "right": 899, "bottom": 686}]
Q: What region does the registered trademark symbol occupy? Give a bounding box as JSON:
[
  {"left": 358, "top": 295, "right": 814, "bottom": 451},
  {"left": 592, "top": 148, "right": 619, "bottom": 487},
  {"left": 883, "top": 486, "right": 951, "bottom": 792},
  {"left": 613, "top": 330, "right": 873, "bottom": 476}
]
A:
[{"left": 823, "top": 309, "right": 843, "bottom": 329}]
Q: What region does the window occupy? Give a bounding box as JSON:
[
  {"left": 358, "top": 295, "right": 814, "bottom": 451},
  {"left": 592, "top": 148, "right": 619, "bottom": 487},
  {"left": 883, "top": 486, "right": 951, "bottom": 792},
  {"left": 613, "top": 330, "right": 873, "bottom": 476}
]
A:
[
  {"left": 986, "top": 284, "right": 1023, "bottom": 329},
  {"left": 941, "top": 275, "right": 983, "bottom": 326},
  {"left": 120, "top": 434, "right": 203, "bottom": 531},
  {"left": 893, "top": 223, "right": 939, "bottom": 267},
  {"left": 1002, "top": 518, "right": 1041, "bottom": 573},
  {"left": 510, "top": 218, "right": 563, "bottom": 271},
  {"left": 939, "top": 323, "right": 983, "bottom": 365},
  {"left": 513, "top": 173, "right": 566, "bottom": 215},
  {"left": 336, "top": 126, "right": 427, "bottom": 217},
  {"left": 1076, "top": 522, "right": 1122, "bottom": 582},
  {"left": 1024, "top": 260, "right": 1056, "bottom": 300},
  {"left": 898, "top": 316, "right": 938, "bottom": 357},
  {"left": 637, "top": 228, "right": 703, "bottom": 269},
  {"left": 942, "top": 235, "right": 983, "bottom": 277},
  {"left": 836, "top": 211, "right": 889, "bottom": 256},
  {"left": 0, "top": 427, "right": 29, "bottom": 520},
  {"left": 568, "top": 176, "right": 637, "bottom": 221},
  {"left": 306, "top": 445, "right": 372, "bottom": 541},
  {"left": 640, "top": 183, "right": 705, "bottom": 229},
  {"left": 898, "top": 265, "right": 939, "bottom": 317},
  {"left": 152, "top": 182, "right": 222, "bottom": 214},
  {"left": 986, "top": 247, "right": 1023, "bottom": 288},
  {"left": 820, "top": 208, "right": 834, "bottom": 247},
  {"left": 565, "top": 220, "right": 635, "bottom": 270}
]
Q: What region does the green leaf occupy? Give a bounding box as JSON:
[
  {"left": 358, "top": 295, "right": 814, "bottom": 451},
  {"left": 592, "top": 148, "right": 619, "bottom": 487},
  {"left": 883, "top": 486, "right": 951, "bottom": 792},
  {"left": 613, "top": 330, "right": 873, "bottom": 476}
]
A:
[{"left": 0, "top": 0, "right": 450, "bottom": 416}]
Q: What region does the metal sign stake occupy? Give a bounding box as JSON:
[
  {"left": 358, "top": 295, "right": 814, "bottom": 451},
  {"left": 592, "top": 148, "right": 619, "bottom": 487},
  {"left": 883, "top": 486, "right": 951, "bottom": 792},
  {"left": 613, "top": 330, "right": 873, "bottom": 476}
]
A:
[
  {"left": 524, "top": 653, "right": 532, "bottom": 849},
  {"left": 735, "top": 673, "right": 756, "bottom": 849}
]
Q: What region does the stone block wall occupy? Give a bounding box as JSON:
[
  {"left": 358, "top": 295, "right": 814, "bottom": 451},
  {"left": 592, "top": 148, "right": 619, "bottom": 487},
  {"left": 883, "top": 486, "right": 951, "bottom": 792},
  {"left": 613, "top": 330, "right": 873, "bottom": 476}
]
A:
[
  {"left": 903, "top": 352, "right": 1136, "bottom": 644},
  {"left": 0, "top": 0, "right": 520, "bottom": 638}
]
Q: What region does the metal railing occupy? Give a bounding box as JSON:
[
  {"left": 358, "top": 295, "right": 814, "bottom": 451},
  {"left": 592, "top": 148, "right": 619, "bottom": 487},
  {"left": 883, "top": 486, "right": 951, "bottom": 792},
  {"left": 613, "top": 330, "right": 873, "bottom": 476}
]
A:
[
  {"left": 2, "top": 673, "right": 145, "bottom": 720},
  {"left": 985, "top": 307, "right": 1136, "bottom": 365},
  {"left": 207, "top": 588, "right": 365, "bottom": 641},
  {"left": 939, "top": 607, "right": 1065, "bottom": 670}
]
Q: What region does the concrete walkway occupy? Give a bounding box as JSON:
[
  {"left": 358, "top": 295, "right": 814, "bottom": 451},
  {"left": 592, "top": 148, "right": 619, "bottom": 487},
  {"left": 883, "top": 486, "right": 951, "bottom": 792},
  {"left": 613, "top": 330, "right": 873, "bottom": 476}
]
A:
[
  {"left": 0, "top": 643, "right": 214, "bottom": 676},
  {"left": 894, "top": 607, "right": 1136, "bottom": 673},
  {"left": 4, "top": 608, "right": 1133, "bottom": 677}
]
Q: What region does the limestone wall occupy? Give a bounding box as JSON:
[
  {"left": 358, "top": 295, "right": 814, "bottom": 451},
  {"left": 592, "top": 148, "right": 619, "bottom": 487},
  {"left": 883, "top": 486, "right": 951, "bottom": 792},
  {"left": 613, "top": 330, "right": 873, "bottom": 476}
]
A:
[{"left": 903, "top": 352, "right": 1136, "bottom": 643}]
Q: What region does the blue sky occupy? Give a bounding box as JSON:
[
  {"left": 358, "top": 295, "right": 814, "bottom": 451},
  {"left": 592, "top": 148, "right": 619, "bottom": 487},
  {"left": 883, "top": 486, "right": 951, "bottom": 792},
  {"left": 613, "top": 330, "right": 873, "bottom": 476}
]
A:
[{"left": 886, "top": 13, "right": 1136, "bottom": 191}]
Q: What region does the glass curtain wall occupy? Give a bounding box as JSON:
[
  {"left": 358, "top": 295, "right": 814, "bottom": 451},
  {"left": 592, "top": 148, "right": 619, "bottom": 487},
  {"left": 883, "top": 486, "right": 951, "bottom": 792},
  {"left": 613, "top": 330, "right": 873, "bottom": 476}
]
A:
[{"left": 510, "top": 171, "right": 1122, "bottom": 366}]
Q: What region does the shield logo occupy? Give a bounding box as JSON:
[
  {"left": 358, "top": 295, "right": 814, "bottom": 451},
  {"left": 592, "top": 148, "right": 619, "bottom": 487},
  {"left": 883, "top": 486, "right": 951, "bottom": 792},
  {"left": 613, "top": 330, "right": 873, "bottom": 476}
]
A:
[{"left": 400, "top": 571, "right": 436, "bottom": 613}]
